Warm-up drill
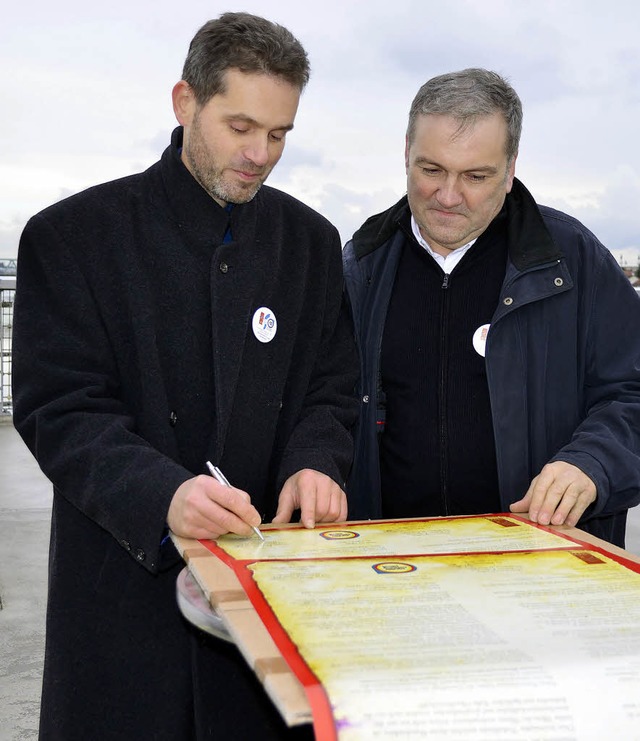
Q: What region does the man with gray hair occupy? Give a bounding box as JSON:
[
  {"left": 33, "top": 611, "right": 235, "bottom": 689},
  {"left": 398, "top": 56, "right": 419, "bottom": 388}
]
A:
[
  {"left": 344, "top": 68, "right": 640, "bottom": 547},
  {"left": 13, "top": 12, "right": 356, "bottom": 739}
]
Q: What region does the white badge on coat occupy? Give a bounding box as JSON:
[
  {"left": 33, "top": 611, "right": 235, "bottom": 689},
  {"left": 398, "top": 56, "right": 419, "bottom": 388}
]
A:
[
  {"left": 252, "top": 307, "right": 278, "bottom": 343},
  {"left": 472, "top": 324, "right": 491, "bottom": 357}
]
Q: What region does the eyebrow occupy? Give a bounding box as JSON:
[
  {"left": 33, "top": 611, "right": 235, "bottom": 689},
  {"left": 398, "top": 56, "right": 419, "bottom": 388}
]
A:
[
  {"left": 413, "top": 156, "right": 498, "bottom": 175},
  {"left": 226, "top": 113, "right": 295, "bottom": 132}
]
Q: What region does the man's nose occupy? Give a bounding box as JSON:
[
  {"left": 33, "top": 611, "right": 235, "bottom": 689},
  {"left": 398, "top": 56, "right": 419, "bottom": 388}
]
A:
[
  {"left": 243, "top": 134, "right": 270, "bottom": 167},
  {"left": 436, "top": 176, "right": 463, "bottom": 208}
]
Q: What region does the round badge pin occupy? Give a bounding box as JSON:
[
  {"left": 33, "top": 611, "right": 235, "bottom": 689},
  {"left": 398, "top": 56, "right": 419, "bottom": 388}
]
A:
[
  {"left": 252, "top": 307, "right": 277, "bottom": 343},
  {"left": 472, "top": 324, "right": 491, "bottom": 357}
]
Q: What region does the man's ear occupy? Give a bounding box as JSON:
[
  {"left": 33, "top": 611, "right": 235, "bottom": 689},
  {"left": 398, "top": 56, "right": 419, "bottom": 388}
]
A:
[
  {"left": 506, "top": 152, "right": 518, "bottom": 192},
  {"left": 404, "top": 135, "right": 410, "bottom": 172},
  {"left": 172, "top": 80, "right": 196, "bottom": 126}
]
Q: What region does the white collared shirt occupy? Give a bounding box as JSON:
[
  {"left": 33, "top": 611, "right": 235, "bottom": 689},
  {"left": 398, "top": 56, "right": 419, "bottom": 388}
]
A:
[{"left": 411, "top": 215, "right": 476, "bottom": 273}]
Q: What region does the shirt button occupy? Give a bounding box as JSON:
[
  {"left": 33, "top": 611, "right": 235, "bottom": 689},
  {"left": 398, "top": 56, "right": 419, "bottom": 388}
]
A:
[
  {"left": 219, "top": 262, "right": 229, "bottom": 273},
  {"left": 169, "top": 411, "right": 178, "bottom": 427}
]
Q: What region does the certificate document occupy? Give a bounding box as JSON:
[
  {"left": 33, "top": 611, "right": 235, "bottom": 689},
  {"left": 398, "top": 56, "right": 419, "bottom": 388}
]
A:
[{"left": 191, "top": 516, "right": 640, "bottom": 740}]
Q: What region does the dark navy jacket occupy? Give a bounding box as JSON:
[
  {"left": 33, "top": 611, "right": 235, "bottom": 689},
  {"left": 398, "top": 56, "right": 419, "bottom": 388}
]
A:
[{"left": 343, "top": 179, "right": 640, "bottom": 547}]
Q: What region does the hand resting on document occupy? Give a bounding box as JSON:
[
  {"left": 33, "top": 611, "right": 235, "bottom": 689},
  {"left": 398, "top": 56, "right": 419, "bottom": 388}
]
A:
[
  {"left": 273, "top": 468, "right": 348, "bottom": 529},
  {"left": 509, "top": 460, "right": 597, "bottom": 528}
]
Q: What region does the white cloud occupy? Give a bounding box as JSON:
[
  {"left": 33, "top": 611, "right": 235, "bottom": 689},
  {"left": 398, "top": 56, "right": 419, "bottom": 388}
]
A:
[{"left": 2, "top": 0, "right": 640, "bottom": 262}]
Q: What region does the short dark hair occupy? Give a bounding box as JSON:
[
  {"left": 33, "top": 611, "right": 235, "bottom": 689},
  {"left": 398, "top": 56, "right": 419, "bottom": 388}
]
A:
[
  {"left": 182, "top": 12, "right": 310, "bottom": 106},
  {"left": 407, "top": 68, "right": 523, "bottom": 162}
]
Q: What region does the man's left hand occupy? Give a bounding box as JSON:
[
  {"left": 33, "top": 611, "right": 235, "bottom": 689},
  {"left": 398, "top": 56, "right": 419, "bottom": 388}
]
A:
[
  {"left": 509, "top": 461, "right": 596, "bottom": 527},
  {"left": 272, "top": 469, "right": 347, "bottom": 529}
]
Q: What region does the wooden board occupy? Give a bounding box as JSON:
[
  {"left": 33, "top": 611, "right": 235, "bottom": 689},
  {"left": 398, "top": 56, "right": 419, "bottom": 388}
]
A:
[{"left": 173, "top": 531, "right": 313, "bottom": 726}]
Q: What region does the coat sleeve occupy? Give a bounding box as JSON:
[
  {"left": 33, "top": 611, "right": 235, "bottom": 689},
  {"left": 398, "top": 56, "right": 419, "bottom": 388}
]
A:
[
  {"left": 275, "top": 231, "right": 359, "bottom": 492},
  {"left": 551, "top": 244, "right": 640, "bottom": 519},
  {"left": 12, "top": 212, "right": 191, "bottom": 573}
]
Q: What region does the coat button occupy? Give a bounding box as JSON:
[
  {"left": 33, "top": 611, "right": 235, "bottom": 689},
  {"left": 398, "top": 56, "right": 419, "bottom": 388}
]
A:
[
  {"left": 169, "top": 411, "right": 178, "bottom": 427},
  {"left": 554, "top": 277, "right": 564, "bottom": 287},
  {"left": 135, "top": 549, "right": 146, "bottom": 562},
  {"left": 121, "top": 540, "right": 131, "bottom": 551},
  {"left": 219, "top": 262, "right": 229, "bottom": 273},
  {"left": 362, "top": 395, "right": 370, "bottom": 403},
  {"left": 503, "top": 297, "right": 513, "bottom": 306}
]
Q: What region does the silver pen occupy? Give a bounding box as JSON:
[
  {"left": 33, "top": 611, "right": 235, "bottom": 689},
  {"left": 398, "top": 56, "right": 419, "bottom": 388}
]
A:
[{"left": 205, "top": 461, "right": 265, "bottom": 541}]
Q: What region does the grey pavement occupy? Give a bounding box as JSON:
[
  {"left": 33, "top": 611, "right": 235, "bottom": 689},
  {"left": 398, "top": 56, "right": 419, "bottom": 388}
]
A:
[
  {"left": 0, "top": 417, "right": 51, "bottom": 741},
  {"left": 1, "top": 415, "right": 639, "bottom": 740}
]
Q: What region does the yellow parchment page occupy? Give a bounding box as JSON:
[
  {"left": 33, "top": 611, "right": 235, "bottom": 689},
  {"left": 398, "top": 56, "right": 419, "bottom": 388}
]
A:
[
  {"left": 248, "top": 549, "right": 640, "bottom": 740},
  {"left": 216, "top": 515, "right": 578, "bottom": 561}
]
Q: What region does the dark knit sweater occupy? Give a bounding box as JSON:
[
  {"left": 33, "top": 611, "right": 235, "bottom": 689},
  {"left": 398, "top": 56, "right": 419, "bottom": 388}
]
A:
[{"left": 380, "top": 209, "right": 507, "bottom": 517}]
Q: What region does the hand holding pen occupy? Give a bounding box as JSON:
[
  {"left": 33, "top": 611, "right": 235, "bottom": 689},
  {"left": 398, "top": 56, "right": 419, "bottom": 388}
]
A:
[
  {"left": 206, "top": 462, "right": 264, "bottom": 540},
  {"left": 166, "top": 464, "right": 264, "bottom": 541}
]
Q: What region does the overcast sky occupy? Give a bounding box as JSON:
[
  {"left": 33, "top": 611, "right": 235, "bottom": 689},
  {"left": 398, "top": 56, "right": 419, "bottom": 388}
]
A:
[{"left": 3, "top": 0, "right": 640, "bottom": 264}]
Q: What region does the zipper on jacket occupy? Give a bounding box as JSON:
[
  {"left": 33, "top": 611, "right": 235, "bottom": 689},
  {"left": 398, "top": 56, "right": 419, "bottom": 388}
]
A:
[{"left": 439, "top": 270, "right": 450, "bottom": 515}]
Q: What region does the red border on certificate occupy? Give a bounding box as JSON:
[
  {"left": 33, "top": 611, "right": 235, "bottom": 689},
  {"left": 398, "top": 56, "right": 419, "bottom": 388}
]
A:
[{"left": 197, "top": 514, "right": 640, "bottom": 736}]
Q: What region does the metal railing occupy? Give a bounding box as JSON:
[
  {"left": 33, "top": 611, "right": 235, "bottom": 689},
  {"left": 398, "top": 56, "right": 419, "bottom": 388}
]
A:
[
  {"left": 0, "top": 258, "right": 17, "bottom": 276},
  {"left": 0, "top": 276, "right": 16, "bottom": 415}
]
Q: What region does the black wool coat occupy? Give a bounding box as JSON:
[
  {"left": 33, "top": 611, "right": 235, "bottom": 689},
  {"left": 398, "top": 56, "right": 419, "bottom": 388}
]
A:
[{"left": 13, "top": 127, "right": 358, "bottom": 739}]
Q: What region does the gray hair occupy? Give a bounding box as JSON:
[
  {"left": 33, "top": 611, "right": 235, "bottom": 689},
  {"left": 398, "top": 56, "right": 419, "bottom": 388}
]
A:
[
  {"left": 182, "top": 12, "right": 310, "bottom": 106},
  {"left": 407, "top": 68, "right": 523, "bottom": 162}
]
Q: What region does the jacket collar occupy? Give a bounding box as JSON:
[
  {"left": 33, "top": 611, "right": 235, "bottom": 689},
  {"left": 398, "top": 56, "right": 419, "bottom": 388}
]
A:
[
  {"left": 351, "top": 178, "right": 563, "bottom": 271},
  {"left": 504, "top": 178, "right": 563, "bottom": 270},
  {"left": 158, "top": 127, "right": 256, "bottom": 246},
  {"left": 351, "top": 195, "right": 409, "bottom": 259}
]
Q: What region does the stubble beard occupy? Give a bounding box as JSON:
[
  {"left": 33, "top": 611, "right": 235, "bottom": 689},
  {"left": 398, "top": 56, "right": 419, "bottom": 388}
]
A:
[{"left": 184, "top": 118, "right": 267, "bottom": 205}]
